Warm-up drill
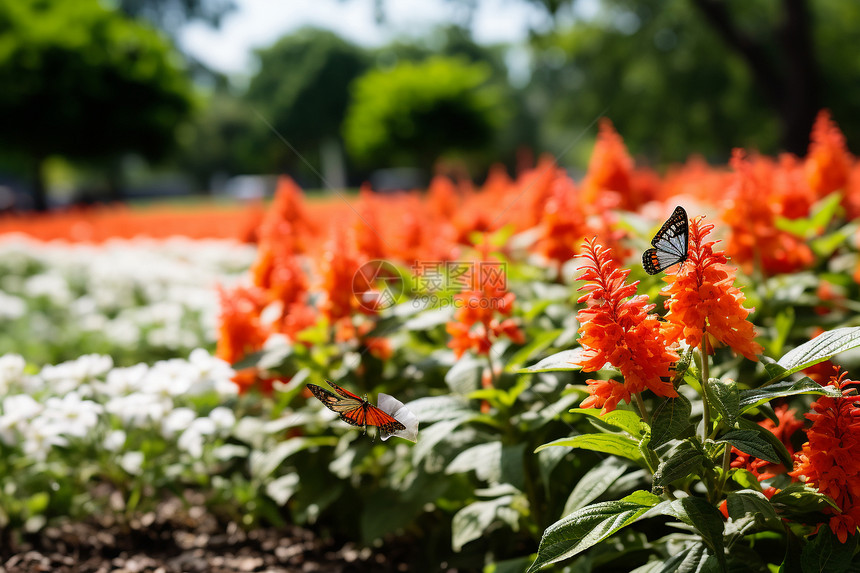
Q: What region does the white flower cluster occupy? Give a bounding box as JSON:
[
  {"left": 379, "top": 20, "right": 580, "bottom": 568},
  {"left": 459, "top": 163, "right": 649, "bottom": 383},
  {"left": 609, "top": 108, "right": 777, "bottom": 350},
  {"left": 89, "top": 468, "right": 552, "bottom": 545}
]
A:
[
  {"left": 0, "top": 235, "right": 256, "bottom": 356},
  {"left": 0, "top": 350, "right": 238, "bottom": 465}
]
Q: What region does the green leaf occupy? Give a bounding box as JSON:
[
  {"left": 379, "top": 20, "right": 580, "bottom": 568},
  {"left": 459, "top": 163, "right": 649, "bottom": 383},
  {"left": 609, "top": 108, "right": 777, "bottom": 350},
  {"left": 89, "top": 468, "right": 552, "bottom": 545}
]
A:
[
  {"left": 505, "top": 329, "right": 563, "bottom": 372},
  {"left": 718, "top": 430, "right": 780, "bottom": 464},
  {"left": 406, "top": 395, "right": 472, "bottom": 422},
  {"left": 447, "top": 442, "right": 503, "bottom": 482},
  {"left": 648, "top": 497, "right": 726, "bottom": 571},
  {"left": 516, "top": 348, "right": 586, "bottom": 373},
  {"left": 232, "top": 343, "right": 293, "bottom": 371},
  {"left": 569, "top": 408, "right": 644, "bottom": 437},
  {"left": 810, "top": 222, "right": 857, "bottom": 258},
  {"left": 563, "top": 457, "right": 630, "bottom": 515},
  {"left": 249, "top": 437, "right": 336, "bottom": 478},
  {"left": 452, "top": 496, "right": 515, "bottom": 552},
  {"left": 705, "top": 378, "right": 739, "bottom": 427},
  {"left": 739, "top": 378, "right": 841, "bottom": 413},
  {"left": 535, "top": 434, "right": 643, "bottom": 463},
  {"left": 800, "top": 525, "right": 858, "bottom": 573},
  {"left": 770, "top": 482, "right": 840, "bottom": 517},
  {"left": 652, "top": 440, "right": 705, "bottom": 487},
  {"left": 736, "top": 418, "right": 793, "bottom": 468},
  {"left": 527, "top": 491, "right": 661, "bottom": 571},
  {"left": 538, "top": 445, "right": 572, "bottom": 492},
  {"left": 725, "top": 489, "right": 779, "bottom": 524},
  {"left": 775, "top": 192, "right": 842, "bottom": 240},
  {"left": 655, "top": 542, "right": 720, "bottom": 573},
  {"left": 446, "top": 355, "right": 483, "bottom": 394},
  {"left": 650, "top": 393, "right": 694, "bottom": 449},
  {"left": 776, "top": 327, "right": 860, "bottom": 378}
]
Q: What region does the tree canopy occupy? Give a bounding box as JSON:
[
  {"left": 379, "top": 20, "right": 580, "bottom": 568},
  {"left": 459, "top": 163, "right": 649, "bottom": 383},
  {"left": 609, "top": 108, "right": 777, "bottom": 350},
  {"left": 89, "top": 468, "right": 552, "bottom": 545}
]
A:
[
  {"left": 0, "top": 0, "right": 194, "bottom": 208},
  {"left": 343, "top": 56, "right": 507, "bottom": 171}
]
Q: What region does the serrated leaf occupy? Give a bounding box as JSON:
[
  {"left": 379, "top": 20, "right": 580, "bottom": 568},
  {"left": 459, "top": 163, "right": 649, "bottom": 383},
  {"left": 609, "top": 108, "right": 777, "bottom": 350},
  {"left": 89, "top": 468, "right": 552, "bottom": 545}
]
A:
[
  {"left": 535, "top": 434, "right": 643, "bottom": 463},
  {"left": 770, "top": 482, "right": 840, "bottom": 515},
  {"left": 563, "top": 457, "right": 629, "bottom": 515},
  {"left": 725, "top": 489, "right": 779, "bottom": 524},
  {"left": 505, "top": 329, "right": 563, "bottom": 372},
  {"left": 706, "top": 378, "right": 739, "bottom": 427},
  {"left": 527, "top": 491, "right": 660, "bottom": 571},
  {"left": 736, "top": 418, "right": 793, "bottom": 468},
  {"left": 653, "top": 440, "right": 705, "bottom": 486},
  {"left": 647, "top": 497, "right": 725, "bottom": 570},
  {"left": 650, "top": 394, "right": 694, "bottom": 449},
  {"left": 405, "top": 395, "right": 472, "bottom": 422},
  {"left": 516, "top": 348, "right": 586, "bottom": 373},
  {"left": 800, "top": 525, "right": 858, "bottom": 573},
  {"left": 776, "top": 327, "right": 860, "bottom": 378},
  {"left": 569, "top": 408, "right": 643, "bottom": 436},
  {"left": 446, "top": 355, "right": 483, "bottom": 394},
  {"left": 447, "top": 442, "right": 503, "bottom": 482},
  {"left": 718, "top": 430, "right": 780, "bottom": 464},
  {"left": 739, "top": 378, "right": 840, "bottom": 413},
  {"left": 452, "top": 496, "right": 515, "bottom": 552}
]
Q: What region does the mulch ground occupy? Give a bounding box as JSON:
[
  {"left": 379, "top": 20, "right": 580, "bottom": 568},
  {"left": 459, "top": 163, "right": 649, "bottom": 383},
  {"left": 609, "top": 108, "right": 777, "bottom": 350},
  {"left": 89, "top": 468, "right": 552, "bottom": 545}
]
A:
[{"left": 0, "top": 496, "right": 411, "bottom": 573}]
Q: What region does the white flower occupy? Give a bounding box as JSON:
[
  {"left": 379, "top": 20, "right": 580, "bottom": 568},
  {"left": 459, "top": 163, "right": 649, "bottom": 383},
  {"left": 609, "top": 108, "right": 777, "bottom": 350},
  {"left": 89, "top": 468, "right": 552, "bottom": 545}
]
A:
[
  {"left": 162, "top": 407, "right": 197, "bottom": 439},
  {"left": 120, "top": 451, "right": 144, "bottom": 475},
  {"left": 95, "top": 363, "right": 149, "bottom": 397},
  {"left": 186, "top": 349, "right": 235, "bottom": 395},
  {"left": 0, "top": 394, "right": 42, "bottom": 446},
  {"left": 143, "top": 359, "right": 193, "bottom": 398},
  {"left": 42, "top": 392, "right": 103, "bottom": 439},
  {"left": 208, "top": 407, "right": 236, "bottom": 433},
  {"left": 105, "top": 393, "right": 170, "bottom": 426},
  {"left": 103, "top": 429, "right": 126, "bottom": 452},
  {"left": 0, "top": 292, "right": 26, "bottom": 319},
  {"left": 39, "top": 354, "right": 113, "bottom": 395},
  {"left": 22, "top": 416, "right": 68, "bottom": 461},
  {"left": 0, "top": 354, "right": 27, "bottom": 393},
  {"left": 177, "top": 428, "right": 205, "bottom": 459}
]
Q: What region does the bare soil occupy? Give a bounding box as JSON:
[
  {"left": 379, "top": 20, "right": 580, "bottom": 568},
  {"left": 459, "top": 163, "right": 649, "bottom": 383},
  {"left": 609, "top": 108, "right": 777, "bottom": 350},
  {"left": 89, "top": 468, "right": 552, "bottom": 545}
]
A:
[{"left": 0, "top": 496, "right": 411, "bottom": 573}]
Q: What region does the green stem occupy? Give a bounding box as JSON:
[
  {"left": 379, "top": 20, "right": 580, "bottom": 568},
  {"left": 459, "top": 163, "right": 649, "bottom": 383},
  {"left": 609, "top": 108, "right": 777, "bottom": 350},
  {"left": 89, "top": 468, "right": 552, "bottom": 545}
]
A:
[
  {"left": 485, "top": 352, "right": 498, "bottom": 386},
  {"left": 633, "top": 392, "right": 650, "bottom": 424},
  {"left": 699, "top": 335, "right": 711, "bottom": 444},
  {"left": 715, "top": 443, "right": 733, "bottom": 504}
]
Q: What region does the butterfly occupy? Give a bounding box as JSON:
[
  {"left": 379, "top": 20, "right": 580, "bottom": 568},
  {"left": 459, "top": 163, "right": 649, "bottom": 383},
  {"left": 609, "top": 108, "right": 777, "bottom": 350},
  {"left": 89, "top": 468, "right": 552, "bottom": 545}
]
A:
[
  {"left": 642, "top": 205, "right": 689, "bottom": 275},
  {"left": 307, "top": 380, "right": 406, "bottom": 436}
]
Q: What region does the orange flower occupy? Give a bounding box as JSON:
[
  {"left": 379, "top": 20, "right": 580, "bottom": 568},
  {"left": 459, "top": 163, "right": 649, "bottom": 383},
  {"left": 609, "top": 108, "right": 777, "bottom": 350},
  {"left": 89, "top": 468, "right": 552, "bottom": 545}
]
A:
[
  {"left": 805, "top": 110, "right": 852, "bottom": 198},
  {"left": 791, "top": 369, "right": 860, "bottom": 543},
  {"left": 662, "top": 216, "right": 763, "bottom": 361},
  {"left": 446, "top": 257, "right": 523, "bottom": 359},
  {"left": 723, "top": 150, "right": 814, "bottom": 275},
  {"left": 352, "top": 184, "right": 387, "bottom": 262},
  {"left": 215, "top": 285, "right": 269, "bottom": 393},
  {"left": 574, "top": 238, "right": 678, "bottom": 413},
  {"left": 319, "top": 226, "right": 363, "bottom": 322},
  {"left": 533, "top": 175, "right": 588, "bottom": 274}
]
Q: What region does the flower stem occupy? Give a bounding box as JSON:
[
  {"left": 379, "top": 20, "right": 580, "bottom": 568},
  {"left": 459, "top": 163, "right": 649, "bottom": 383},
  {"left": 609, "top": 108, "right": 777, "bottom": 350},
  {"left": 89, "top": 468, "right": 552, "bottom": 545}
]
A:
[
  {"left": 485, "top": 352, "right": 498, "bottom": 386},
  {"left": 633, "top": 392, "right": 650, "bottom": 424},
  {"left": 715, "top": 442, "right": 732, "bottom": 503},
  {"left": 700, "top": 335, "right": 711, "bottom": 443}
]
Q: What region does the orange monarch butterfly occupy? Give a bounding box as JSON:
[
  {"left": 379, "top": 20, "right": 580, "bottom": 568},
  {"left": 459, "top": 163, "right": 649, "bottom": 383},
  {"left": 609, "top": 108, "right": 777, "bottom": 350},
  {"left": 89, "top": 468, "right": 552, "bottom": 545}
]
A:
[
  {"left": 307, "top": 380, "right": 406, "bottom": 436},
  {"left": 643, "top": 205, "right": 689, "bottom": 275}
]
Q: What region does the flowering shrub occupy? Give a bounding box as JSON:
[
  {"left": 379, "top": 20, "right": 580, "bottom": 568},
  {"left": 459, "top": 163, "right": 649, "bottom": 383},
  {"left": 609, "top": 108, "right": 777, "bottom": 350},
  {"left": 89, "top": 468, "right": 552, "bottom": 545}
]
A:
[{"left": 5, "top": 111, "right": 860, "bottom": 570}]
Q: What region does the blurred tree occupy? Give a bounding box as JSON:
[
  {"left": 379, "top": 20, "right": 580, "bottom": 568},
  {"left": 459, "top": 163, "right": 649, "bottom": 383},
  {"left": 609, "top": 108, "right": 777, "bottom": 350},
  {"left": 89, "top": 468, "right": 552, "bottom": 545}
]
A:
[
  {"left": 0, "top": 0, "right": 194, "bottom": 210},
  {"left": 243, "top": 28, "right": 370, "bottom": 187},
  {"left": 342, "top": 56, "right": 507, "bottom": 171},
  {"left": 522, "top": 0, "right": 859, "bottom": 156}
]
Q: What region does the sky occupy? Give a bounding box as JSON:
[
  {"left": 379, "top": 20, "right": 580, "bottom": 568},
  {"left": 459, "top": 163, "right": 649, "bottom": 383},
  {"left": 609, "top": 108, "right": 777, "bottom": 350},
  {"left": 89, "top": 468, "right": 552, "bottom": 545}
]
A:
[{"left": 179, "top": 0, "right": 557, "bottom": 78}]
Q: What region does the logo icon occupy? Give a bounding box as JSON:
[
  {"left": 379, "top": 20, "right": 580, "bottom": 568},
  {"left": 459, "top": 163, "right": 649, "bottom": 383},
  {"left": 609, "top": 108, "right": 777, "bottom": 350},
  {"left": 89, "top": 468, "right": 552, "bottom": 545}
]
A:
[{"left": 352, "top": 260, "right": 404, "bottom": 311}]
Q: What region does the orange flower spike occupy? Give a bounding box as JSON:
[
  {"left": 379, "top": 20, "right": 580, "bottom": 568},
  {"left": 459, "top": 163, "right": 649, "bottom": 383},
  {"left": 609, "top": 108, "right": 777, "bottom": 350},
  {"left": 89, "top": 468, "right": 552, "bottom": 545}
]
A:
[
  {"left": 319, "top": 226, "right": 362, "bottom": 322},
  {"left": 805, "top": 110, "right": 852, "bottom": 198},
  {"left": 791, "top": 369, "right": 860, "bottom": 543},
  {"left": 575, "top": 238, "right": 678, "bottom": 413},
  {"left": 662, "top": 217, "right": 763, "bottom": 361}
]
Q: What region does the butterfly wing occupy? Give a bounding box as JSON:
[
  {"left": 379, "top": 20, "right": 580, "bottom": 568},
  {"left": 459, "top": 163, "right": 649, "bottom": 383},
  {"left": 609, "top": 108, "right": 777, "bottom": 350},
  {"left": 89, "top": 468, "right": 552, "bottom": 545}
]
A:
[
  {"left": 643, "top": 206, "right": 689, "bottom": 275},
  {"left": 363, "top": 403, "right": 406, "bottom": 434},
  {"left": 324, "top": 379, "right": 363, "bottom": 401},
  {"left": 307, "top": 383, "right": 362, "bottom": 414}
]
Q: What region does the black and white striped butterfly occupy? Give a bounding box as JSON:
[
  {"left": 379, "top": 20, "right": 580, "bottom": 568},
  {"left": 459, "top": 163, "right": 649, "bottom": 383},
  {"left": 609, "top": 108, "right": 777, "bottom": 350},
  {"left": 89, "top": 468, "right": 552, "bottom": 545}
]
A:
[{"left": 642, "top": 206, "right": 689, "bottom": 275}]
